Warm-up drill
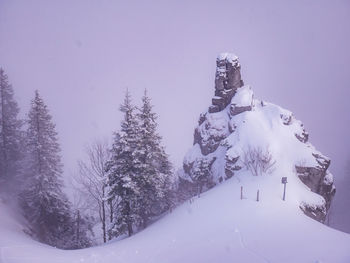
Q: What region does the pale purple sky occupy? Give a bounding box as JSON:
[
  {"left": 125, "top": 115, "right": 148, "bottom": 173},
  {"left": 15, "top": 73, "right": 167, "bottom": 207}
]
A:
[{"left": 0, "top": 0, "right": 349, "bottom": 231}]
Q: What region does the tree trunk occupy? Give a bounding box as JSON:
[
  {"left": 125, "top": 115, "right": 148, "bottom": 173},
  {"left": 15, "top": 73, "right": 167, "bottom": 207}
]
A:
[
  {"left": 107, "top": 201, "right": 113, "bottom": 241},
  {"left": 109, "top": 201, "right": 113, "bottom": 223},
  {"left": 76, "top": 210, "right": 80, "bottom": 243},
  {"left": 126, "top": 201, "right": 133, "bottom": 237},
  {"left": 127, "top": 221, "right": 133, "bottom": 237},
  {"left": 102, "top": 186, "right": 106, "bottom": 243},
  {"left": 142, "top": 214, "right": 148, "bottom": 229}
]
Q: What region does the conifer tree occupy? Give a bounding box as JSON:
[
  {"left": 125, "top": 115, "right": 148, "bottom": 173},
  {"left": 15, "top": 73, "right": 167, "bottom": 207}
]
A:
[
  {"left": 136, "top": 90, "right": 174, "bottom": 227},
  {"left": 20, "top": 91, "right": 87, "bottom": 248},
  {"left": 106, "top": 91, "right": 142, "bottom": 237},
  {"left": 0, "top": 68, "right": 23, "bottom": 192},
  {"left": 158, "top": 146, "right": 176, "bottom": 210},
  {"left": 106, "top": 90, "right": 175, "bottom": 238}
]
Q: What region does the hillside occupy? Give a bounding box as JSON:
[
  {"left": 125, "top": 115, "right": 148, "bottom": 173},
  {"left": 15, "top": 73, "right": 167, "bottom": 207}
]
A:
[
  {"left": 1, "top": 53, "right": 349, "bottom": 263},
  {"left": 1, "top": 175, "right": 350, "bottom": 263}
]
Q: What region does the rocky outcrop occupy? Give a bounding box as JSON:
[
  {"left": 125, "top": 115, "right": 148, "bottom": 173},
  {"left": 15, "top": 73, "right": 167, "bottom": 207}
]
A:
[
  {"left": 225, "top": 155, "right": 241, "bottom": 179},
  {"left": 295, "top": 124, "right": 309, "bottom": 143},
  {"left": 300, "top": 201, "right": 327, "bottom": 223},
  {"left": 209, "top": 53, "right": 244, "bottom": 113},
  {"left": 182, "top": 53, "right": 335, "bottom": 223},
  {"left": 194, "top": 85, "right": 253, "bottom": 157},
  {"left": 193, "top": 112, "right": 230, "bottom": 156},
  {"left": 296, "top": 153, "right": 336, "bottom": 222}
]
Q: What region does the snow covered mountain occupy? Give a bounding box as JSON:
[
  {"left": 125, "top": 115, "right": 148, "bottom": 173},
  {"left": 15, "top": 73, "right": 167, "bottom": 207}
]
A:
[
  {"left": 182, "top": 53, "right": 335, "bottom": 223},
  {"left": 0, "top": 53, "right": 349, "bottom": 263}
]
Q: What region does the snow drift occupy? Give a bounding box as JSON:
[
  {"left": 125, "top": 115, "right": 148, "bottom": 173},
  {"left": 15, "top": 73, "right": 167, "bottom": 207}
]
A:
[{"left": 1, "top": 177, "right": 350, "bottom": 262}]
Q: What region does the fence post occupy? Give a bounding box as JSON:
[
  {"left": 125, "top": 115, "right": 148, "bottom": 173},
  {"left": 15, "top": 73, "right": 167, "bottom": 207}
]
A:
[
  {"left": 256, "top": 190, "right": 259, "bottom": 202},
  {"left": 281, "top": 177, "right": 288, "bottom": 201},
  {"left": 240, "top": 186, "right": 243, "bottom": 200}
]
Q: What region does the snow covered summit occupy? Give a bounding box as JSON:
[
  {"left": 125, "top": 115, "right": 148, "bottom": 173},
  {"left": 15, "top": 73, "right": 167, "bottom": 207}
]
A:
[{"left": 182, "top": 53, "right": 335, "bottom": 223}]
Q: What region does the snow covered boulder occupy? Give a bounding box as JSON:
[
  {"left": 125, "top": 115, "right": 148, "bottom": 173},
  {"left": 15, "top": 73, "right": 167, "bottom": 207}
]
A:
[
  {"left": 193, "top": 112, "right": 230, "bottom": 155},
  {"left": 182, "top": 53, "right": 335, "bottom": 223},
  {"left": 294, "top": 120, "right": 309, "bottom": 143},
  {"left": 296, "top": 153, "right": 335, "bottom": 222}
]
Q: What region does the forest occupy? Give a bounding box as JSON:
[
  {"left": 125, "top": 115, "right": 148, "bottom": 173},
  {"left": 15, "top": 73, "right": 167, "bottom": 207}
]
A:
[{"left": 0, "top": 68, "right": 209, "bottom": 249}]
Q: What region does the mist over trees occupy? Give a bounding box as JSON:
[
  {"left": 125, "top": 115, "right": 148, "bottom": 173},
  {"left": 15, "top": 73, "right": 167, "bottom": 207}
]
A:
[
  {"left": 0, "top": 68, "right": 182, "bottom": 248},
  {"left": 0, "top": 70, "right": 92, "bottom": 249},
  {"left": 73, "top": 139, "right": 113, "bottom": 243},
  {"left": 19, "top": 90, "right": 91, "bottom": 249},
  {"left": 0, "top": 68, "right": 23, "bottom": 194}
]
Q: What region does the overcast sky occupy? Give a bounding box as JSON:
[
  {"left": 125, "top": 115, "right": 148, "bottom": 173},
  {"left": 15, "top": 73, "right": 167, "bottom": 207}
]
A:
[{"left": 1, "top": 0, "right": 349, "bottom": 231}]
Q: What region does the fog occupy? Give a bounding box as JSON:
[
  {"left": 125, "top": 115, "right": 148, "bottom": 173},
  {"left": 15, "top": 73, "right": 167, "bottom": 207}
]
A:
[{"left": 0, "top": 0, "right": 349, "bottom": 231}]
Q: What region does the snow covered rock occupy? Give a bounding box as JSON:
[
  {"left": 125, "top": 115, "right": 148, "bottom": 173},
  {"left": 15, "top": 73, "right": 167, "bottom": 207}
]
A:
[
  {"left": 182, "top": 53, "right": 335, "bottom": 223},
  {"left": 229, "top": 85, "right": 253, "bottom": 116},
  {"left": 296, "top": 153, "right": 335, "bottom": 222},
  {"left": 209, "top": 53, "right": 244, "bottom": 113}
]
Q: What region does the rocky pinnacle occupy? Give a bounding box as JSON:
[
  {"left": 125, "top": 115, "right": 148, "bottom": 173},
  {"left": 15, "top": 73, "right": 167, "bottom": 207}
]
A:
[{"left": 209, "top": 53, "right": 244, "bottom": 113}]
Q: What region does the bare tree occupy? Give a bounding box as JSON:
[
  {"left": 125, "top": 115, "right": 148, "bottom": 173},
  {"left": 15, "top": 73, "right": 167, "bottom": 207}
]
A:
[
  {"left": 242, "top": 146, "right": 276, "bottom": 176},
  {"left": 73, "top": 139, "right": 116, "bottom": 243}
]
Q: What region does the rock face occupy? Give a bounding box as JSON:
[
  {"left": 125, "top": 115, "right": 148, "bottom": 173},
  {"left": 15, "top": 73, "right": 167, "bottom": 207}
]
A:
[
  {"left": 296, "top": 153, "right": 335, "bottom": 222},
  {"left": 209, "top": 53, "right": 244, "bottom": 113},
  {"left": 181, "top": 53, "right": 335, "bottom": 223}
]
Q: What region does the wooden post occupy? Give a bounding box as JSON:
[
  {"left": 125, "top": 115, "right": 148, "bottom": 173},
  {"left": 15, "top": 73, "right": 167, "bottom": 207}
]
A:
[
  {"left": 256, "top": 190, "right": 259, "bottom": 202},
  {"left": 240, "top": 186, "right": 243, "bottom": 200},
  {"left": 282, "top": 177, "right": 288, "bottom": 201}
]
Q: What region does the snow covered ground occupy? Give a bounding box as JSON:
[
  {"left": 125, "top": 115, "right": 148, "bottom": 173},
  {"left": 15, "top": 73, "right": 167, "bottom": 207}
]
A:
[
  {"left": 1, "top": 78, "right": 348, "bottom": 262},
  {"left": 1, "top": 172, "right": 350, "bottom": 263}
]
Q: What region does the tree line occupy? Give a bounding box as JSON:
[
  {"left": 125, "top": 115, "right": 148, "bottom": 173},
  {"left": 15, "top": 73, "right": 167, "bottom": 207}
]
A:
[
  {"left": 0, "top": 69, "right": 92, "bottom": 248},
  {"left": 73, "top": 90, "right": 177, "bottom": 243},
  {"left": 0, "top": 68, "right": 178, "bottom": 249}
]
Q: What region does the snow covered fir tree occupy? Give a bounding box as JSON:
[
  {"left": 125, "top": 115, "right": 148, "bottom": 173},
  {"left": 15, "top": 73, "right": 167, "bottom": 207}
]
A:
[
  {"left": 0, "top": 68, "right": 23, "bottom": 194},
  {"left": 19, "top": 91, "right": 91, "bottom": 249},
  {"left": 105, "top": 91, "right": 141, "bottom": 237},
  {"left": 136, "top": 90, "right": 175, "bottom": 227},
  {"left": 106, "top": 90, "right": 174, "bottom": 238}
]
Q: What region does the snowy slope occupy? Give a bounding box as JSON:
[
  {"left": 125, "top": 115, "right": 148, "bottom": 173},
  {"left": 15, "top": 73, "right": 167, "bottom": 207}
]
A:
[
  {"left": 1, "top": 177, "right": 350, "bottom": 263},
  {"left": 185, "top": 90, "right": 327, "bottom": 208},
  {"left": 1, "top": 53, "right": 348, "bottom": 262}
]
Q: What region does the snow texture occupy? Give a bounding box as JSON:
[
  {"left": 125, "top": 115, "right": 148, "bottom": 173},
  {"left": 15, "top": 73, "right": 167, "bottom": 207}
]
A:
[
  {"left": 1, "top": 176, "right": 350, "bottom": 263},
  {"left": 230, "top": 85, "right": 253, "bottom": 108},
  {"left": 217, "top": 53, "right": 239, "bottom": 65}
]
